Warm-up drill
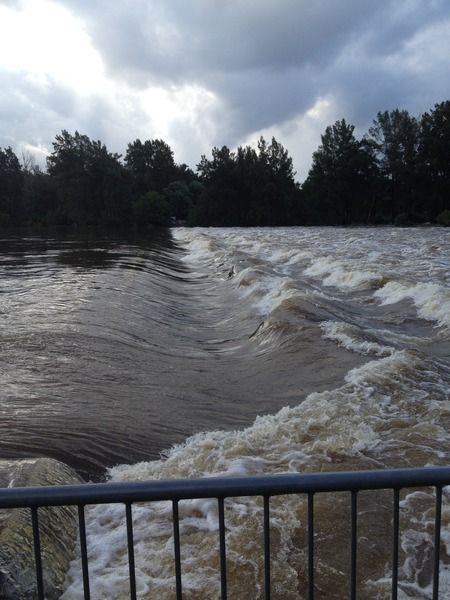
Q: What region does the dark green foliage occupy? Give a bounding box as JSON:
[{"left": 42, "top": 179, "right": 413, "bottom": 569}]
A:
[
  {"left": 436, "top": 209, "right": 450, "bottom": 226},
  {"left": 301, "top": 102, "right": 449, "bottom": 225},
  {"left": 163, "top": 180, "right": 198, "bottom": 222},
  {"left": 133, "top": 191, "right": 171, "bottom": 226},
  {"left": 0, "top": 132, "right": 199, "bottom": 230},
  {"left": 302, "top": 120, "right": 377, "bottom": 225},
  {"left": 0, "top": 147, "right": 23, "bottom": 225},
  {"left": 22, "top": 166, "right": 59, "bottom": 226},
  {"left": 194, "top": 137, "right": 300, "bottom": 226},
  {"left": 47, "top": 130, "right": 131, "bottom": 227},
  {"left": 367, "top": 109, "right": 421, "bottom": 222},
  {"left": 125, "top": 139, "right": 177, "bottom": 195},
  {"left": 1, "top": 98, "right": 450, "bottom": 229},
  {"left": 419, "top": 101, "right": 450, "bottom": 219}
]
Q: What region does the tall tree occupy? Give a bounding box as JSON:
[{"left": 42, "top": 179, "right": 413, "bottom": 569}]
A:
[
  {"left": 0, "top": 147, "right": 23, "bottom": 226},
  {"left": 21, "top": 163, "right": 58, "bottom": 226},
  {"left": 367, "top": 109, "right": 420, "bottom": 222},
  {"left": 195, "top": 145, "right": 237, "bottom": 225},
  {"left": 194, "top": 137, "right": 299, "bottom": 226},
  {"left": 419, "top": 100, "right": 450, "bottom": 219},
  {"left": 255, "top": 137, "right": 299, "bottom": 224},
  {"left": 303, "top": 119, "right": 376, "bottom": 224},
  {"left": 125, "top": 139, "right": 177, "bottom": 195},
  {"left": 47, "top": 130, "right": 130, "bottom": 226}
]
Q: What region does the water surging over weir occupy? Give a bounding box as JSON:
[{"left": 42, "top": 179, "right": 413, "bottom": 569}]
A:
[
  {"left": 57, "top": 227, "right": 450, "bottom": 599},
  {"left": 0, "top": 227, "right": 449, "bottom": 598}
]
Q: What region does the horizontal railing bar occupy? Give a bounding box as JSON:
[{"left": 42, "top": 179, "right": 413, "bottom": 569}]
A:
[{"left": 0, "top": 467, "right": 449, "bottom": 509}]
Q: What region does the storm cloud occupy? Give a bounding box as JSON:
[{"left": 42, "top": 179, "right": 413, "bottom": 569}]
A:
[{"left": 1, "top": 0, "right": 449, "bottom": 179}]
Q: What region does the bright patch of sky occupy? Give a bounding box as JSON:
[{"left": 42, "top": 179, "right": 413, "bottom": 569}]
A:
[
  {"left": 0, "top": 0, "right": 104, "bottom": 93},
  {"left": 0, "top": 0, "right": 449, "bottom": 179}
]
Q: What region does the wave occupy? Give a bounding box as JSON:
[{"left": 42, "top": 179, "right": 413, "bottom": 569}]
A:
[
  {"left": 304, "top": 256, "right": 383, "bottom": 290},
  {"left": 235, "top": 268, "right": 302, "bottom": 315},
  {"left": 62, "top": 349, "right": 450, "bottom": 599},
  {"left": 320, "top": 321, "right": 394, "bottom": 357},
  {"left": 4, "top": 227, "right": 448, "bottom": 597},
  {"left": 375, "top": 281, "right": 450, "bottom": 330}
]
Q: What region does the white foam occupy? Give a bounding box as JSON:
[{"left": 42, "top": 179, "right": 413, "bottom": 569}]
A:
[
  {"left": 62, "top": 349, "right": 450, "bottom": 599},
  {"left": 368, "top": 486, "right": 450, "bottom": 598},
  {"left": 266, "top": 247, "right": 312, "bottom": 267},
  {"left": 171, "top": 228, "right": 228, "bottom": 267},
  {"left": 235, "top": 268, "right": 301, "bottom": 315},
  {"left": 320, "top": 321, "right": 394, "bottom": 357},
  {"left": 304, "top": 256, "right": 382, "bottom": 290},
  {"left": 375, "top": 281, "right": 450, "bottom": 329}
]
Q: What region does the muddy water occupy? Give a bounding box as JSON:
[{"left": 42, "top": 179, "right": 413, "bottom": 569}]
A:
[{"left": 1, "top": 226, "right": 449, "bottom": 598}]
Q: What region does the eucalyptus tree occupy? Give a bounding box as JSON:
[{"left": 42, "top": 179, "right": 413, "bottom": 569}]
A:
[
  {"left": 367, "top": 109, "right": 420, "bottom": 222},
  {"left": 255, "top": 137, "right": 299, "bottom": 225},
  {"left": 194, "top": 137, "right": 299, "bottom": 226},
  {"left": 0, "top": 146, "right": 22, "bottom": 226},
  {"left": 419, "top": 100, "right": 450, "bottom": 220},
  {"left": 195, "top": 145, "right": 237, "bottom": 225},
  {"left": 125, "top": 139, "right": 177, "bottom": 195},
  {"left": 47, "top": 130, "right": 130, "bottom": 226},
  {"left": 303, "top": 119, "right": 376, "bottom": 224}
]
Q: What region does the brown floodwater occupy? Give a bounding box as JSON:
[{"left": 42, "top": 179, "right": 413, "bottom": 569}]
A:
[{"left": 1, "top": 226, "right": 450, "bottom": 598}]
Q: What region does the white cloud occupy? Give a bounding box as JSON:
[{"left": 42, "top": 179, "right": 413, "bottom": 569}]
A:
[
  {"left": 0, "top": 0, "right": 224, "bottom": 167},
  {"left": 389, "top": 20, "right": 450, "bottom": 75},
  {"left": 0, "top": 0, "right": 449, "bottom": 177},
  {"left": 240, "top": 96, "right": 338, "bottom": 181},
  {"left": 0, "top": 0, "right": 105, "bottom": 94}
]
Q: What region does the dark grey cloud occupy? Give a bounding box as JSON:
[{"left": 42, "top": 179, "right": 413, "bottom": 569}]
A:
[
  {"left": 0, "top": 71, "right": 147, "bottom": 165},
  {"left": 0, "top": 72, "right": 75, "bottom": 152},
  {"left": 1, "top": 0, "right": 449, "bottom": 177},
  {"left": 61, "top": 0, "right": 390, "bottom": 78},
  {"left": 57, "top": 0, "right": 450, "bottom": 141}
]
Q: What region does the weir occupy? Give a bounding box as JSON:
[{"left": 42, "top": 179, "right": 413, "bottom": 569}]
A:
[{"left": 0, "top": 466, "right": 449, "bottom": 599}]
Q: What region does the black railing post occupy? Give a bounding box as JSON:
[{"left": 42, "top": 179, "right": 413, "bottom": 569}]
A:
[
  {"left": 308, "top": 492, "right": 314, "bottom": 600},
  {"left": 78, "top": 504, "right": 91, "bottom": 600},
  {"left": 391, "top": 488, "right": 400, "bottom": 600},
  {"left": 0, "top": 467, "right": 448, "bottom": 599},
  {"left": 172, "top": 499, "right": 182, "bottom": 600},
  {"left": 31, "top": 506, "right": 44, "bottom": 600},
  {"left": 125, "top": 502, "right": 137, "bottom": 600},
  {"left": 263, "top": 495, "right": 271, "bottom": 599},
  {"left": 350, "top": 490, "right": 357, "bottom": 600},
  {"left": 218, "top": 497, "right": 227, "bottom": 600},
  {"left": 432, "top": 486, "right": 442, "bottom": 600}
]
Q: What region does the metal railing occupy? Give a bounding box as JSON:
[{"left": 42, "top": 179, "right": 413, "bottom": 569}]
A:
[{"left": 0, "top": 466, "right": 449, "bottom": 600}]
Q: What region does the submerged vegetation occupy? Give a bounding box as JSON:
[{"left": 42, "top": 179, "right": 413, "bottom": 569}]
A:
[{"left": 1, "top": 100, "right": 449, "bottom": 228}]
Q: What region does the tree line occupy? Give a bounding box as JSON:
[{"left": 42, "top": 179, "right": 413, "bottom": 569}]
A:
[{"left": 1, "top": 100, "right": 449, "bottom": 228}]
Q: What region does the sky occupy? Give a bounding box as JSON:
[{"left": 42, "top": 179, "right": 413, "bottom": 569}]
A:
[{"left": 0, "top": 0, "right": 449, "bottom": 181}]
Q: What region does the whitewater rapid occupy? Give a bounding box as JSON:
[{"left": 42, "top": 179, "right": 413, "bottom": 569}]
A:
[{"left": 57, "top": 227, "right": 450, "bottom": 599}]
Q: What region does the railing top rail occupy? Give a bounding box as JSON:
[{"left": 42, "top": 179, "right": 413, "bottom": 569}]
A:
[{"left": 0, "top": 466, "right": 449, "bottom": 509}]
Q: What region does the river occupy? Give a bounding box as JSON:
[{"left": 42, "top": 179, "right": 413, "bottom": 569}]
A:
[{"left": 1, "top": 226, "right": 449, "bottom": 598}]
